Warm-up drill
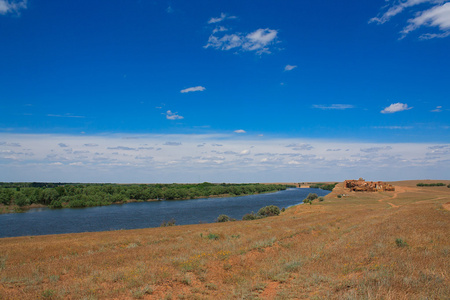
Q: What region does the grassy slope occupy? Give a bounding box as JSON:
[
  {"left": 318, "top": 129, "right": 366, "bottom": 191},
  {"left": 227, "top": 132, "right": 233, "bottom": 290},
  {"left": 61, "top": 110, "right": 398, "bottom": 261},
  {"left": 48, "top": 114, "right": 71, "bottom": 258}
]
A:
[{"left": 0, "top": 180, "right": 449, "bottom": 299}]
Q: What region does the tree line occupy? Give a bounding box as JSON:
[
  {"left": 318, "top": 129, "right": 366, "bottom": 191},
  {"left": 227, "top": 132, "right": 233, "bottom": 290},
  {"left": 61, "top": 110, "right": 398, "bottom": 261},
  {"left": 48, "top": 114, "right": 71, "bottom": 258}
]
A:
[{"left": 0, "top": 182, "right": 292, "bottom": 209}]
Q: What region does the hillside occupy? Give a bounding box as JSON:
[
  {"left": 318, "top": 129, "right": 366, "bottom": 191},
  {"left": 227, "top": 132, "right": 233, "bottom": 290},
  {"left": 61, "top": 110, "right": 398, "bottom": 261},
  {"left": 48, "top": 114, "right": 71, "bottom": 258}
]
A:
[{"left": 0, "top": 180, "right": 449, "bottom": 299}]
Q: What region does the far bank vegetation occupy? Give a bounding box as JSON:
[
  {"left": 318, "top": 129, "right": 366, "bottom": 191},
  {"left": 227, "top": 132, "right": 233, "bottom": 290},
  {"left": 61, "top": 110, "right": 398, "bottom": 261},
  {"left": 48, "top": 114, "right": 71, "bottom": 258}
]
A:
[{"left": 0, "top": 182, "right": 292, "bottom": 210}]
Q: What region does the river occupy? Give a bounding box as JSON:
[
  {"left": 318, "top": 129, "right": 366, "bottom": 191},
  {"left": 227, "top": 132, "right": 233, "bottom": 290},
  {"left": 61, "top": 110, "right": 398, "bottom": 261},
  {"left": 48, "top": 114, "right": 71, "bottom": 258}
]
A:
[{"left": 0, "top": 188, "right": 330, "bottom": 238}]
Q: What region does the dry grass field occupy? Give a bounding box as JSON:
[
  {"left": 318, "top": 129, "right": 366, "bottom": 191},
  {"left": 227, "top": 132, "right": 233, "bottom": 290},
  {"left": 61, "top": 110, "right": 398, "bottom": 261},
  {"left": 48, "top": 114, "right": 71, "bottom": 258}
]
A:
[{"left": 0, "top": 180, "right": 449, "bottom": 299}]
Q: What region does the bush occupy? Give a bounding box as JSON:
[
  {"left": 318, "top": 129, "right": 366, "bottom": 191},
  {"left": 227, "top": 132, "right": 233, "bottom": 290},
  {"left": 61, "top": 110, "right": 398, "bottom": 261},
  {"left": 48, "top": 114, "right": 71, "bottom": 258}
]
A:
[
  {"left": 306, "top": 193, "right": 318, "bottom": 201},
  {"left": 257, "top": 205, "right": 281, "bottom": 217},
  {"left": 318, "top": 197, "right": 324, "bottom": 202},
  {"left": 242, "top": 212, "right": 258, "bottom": 221},
  {"left": 217, "top": 214, "right": 230, "bottom": 222},
  {"left": 160, "top": 218, "right": 176, "bottom": 227}
]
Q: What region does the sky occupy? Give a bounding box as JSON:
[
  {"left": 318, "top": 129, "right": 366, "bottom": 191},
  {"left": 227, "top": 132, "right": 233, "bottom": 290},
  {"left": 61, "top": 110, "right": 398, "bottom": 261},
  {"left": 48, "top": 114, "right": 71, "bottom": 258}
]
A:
[{"left": 0, "top": 0, "right": 449, "bottom": 183}]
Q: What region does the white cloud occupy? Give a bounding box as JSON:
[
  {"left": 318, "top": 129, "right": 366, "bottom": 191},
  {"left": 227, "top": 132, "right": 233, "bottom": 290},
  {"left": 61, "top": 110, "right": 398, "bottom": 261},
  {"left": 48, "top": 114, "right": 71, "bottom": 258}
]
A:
[
  {"left": 207, "top": 12, "right": 236, "bottom": 24},
  {"left": 165, "top": 110, "right": 184, "bottom": 120},
  {"left": 234, "top": 129, "right": 246, "bottom": 133},
  {"left": 381, "top": 103, "right": 413, "bottom": 114},
  {"left": 0, "top": 0, "right": 27, "bottom": 15},
  {"left": 1, "top": 133, "right": 449, "bottom": 182},
  {"left": 371, "top": 1, "right": 450, "bottom": 39},
  {"left": 360, "top": 146, "right": 393, "bottom": 153},
  {"left": 205, "top": 23, "right": 279, "bottom": 55},
  {"left": 313, "top": 104, "right": 355, "bottom": 110},
  {"left": 164, "top": 141, "right": 182, "bottom": 146},
  {"left": 284, "top": 65, "right": 297, "bottom": 71},
  {"left": 180, "top": 86, "right": 206, "bottom": 93},
  {"left": 431, "top": 106, "right": 443, "bottom": 112},
  {"left": 402, "top": 3, "right": 450, "bottom": 38}
]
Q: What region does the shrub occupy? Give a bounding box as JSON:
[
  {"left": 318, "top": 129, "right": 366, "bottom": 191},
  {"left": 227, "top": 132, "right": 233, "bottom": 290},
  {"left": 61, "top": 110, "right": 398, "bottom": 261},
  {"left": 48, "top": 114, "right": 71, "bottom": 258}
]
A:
[
  {"left": 417, "top": 183, "right": 445, "bottom": 187},
  {"left": 242, "top": 212, "right": 258, "bottom": 220},
  {"left": 160, "top": 218, "right": 176, "bottom": 227},
  {"left": 257, "top": 205, "right": 281, "bottom": 217},
  {"left": 318, "top": 196, "right": 324, "bottom": 202},
  {"left": 337, "top": 194, "right": 342, "bottom": 198},
  {"left": 216, "top": 214, "right": 230, "bottom": 222},
  {"left": 306, "top": 193, "right": 318, "bottom": 201}
]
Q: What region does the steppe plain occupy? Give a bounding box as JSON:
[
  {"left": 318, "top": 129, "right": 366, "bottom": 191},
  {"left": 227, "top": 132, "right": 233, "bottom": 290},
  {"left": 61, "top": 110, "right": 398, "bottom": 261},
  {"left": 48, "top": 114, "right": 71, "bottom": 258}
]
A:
[{"left": 0, "top": 180, "right": 449, "bottom": 299}]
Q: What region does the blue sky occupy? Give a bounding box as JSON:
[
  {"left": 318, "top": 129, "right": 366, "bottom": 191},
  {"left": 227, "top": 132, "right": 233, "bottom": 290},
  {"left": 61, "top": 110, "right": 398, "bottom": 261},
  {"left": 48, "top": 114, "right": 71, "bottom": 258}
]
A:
[{"left": 0, "top": 0, "right": 449, "bottom": 182}]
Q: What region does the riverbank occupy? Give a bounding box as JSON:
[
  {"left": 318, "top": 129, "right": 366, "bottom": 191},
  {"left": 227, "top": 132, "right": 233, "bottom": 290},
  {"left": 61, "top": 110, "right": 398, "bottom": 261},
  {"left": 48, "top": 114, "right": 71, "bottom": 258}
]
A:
[
  {"left": 0, "top": 180, "right": 449, "bottom": 299},
  {"left": 0, "top": 183, "right": 294, "bottom": 214}
]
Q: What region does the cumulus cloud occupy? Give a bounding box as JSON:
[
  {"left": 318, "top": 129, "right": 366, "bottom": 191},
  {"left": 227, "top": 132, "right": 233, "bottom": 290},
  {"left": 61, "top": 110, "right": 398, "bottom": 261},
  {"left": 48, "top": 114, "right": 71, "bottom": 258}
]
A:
[
  {"left": 234, "top": 129, "right": 246, "bottom": 134},
  {"left": 165, "top": 110, "right": 184, "bottom": 120},
  {"left": 0, "top": 0, "right": 27, "bottom": 15},
  {"left": 180, "top": 86, "right": 206, "bottom": 93},
  {"left": 58, "top": 143, "right": 68, "bottom": 148},
  {"left": 284, "top": 65, "right": 297, "bottom": 71},
  {"left": 312, "top": 104, "right": 355, "bottom": 110},
  {"left": 205, "top": 28, "right": 278, "bottom": 55},
  {"left": 381, "top": 103, "right": 413, "bottom": 114},
  {"left": 370, "top": 1, "right": 450, "bottom": 39},
  {"left": 205, "top": 14, "right": 279, "bottom": 55},
  {"left": 83, "top": 143, "right": 98, "bottom": 147}
]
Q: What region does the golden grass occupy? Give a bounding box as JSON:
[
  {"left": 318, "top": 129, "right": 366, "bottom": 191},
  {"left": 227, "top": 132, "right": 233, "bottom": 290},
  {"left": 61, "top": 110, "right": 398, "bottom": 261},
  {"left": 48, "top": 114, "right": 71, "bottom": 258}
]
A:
[{"left": 0, "top": 180, "right": 449, "bottom": 299}]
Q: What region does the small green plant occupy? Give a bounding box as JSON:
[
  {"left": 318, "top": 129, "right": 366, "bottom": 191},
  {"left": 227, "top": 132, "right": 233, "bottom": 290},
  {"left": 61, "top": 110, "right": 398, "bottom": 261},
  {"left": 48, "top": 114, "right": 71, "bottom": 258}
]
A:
[
  {"left": 207, "top": 233, "right": 220, "bottom": 240},
  {"left": 217, "top": 214, "right": 230, "bottom": 222},
  {"left": 318, "top": 196, "right": 324, "bottom": 202},
  {"left": 337, "top": 194, "right": 342, "bottom": 198},
  {"left": 395, "top": 238, "right": 408, "bottom": 248}
]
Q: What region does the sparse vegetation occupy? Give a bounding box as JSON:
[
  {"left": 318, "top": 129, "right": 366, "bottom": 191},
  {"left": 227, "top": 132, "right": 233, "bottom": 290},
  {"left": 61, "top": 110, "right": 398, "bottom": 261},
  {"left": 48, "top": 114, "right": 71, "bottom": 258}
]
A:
[{"left": 160, "top": 218, "right": 176, "bottom": 227}]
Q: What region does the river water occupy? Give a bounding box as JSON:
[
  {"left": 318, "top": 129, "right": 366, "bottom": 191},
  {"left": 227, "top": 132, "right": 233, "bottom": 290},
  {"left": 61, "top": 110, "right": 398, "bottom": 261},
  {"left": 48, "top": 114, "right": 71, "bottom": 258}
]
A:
[{"left": 0, "top": 188, "right": 329, "bottom": 238}]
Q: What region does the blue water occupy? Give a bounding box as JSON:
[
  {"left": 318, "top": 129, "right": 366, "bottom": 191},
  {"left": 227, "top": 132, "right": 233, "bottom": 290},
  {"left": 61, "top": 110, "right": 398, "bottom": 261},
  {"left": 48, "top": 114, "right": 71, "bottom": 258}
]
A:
[{"left": 0, "top": 188, "right": 329, "bottom": 238}]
